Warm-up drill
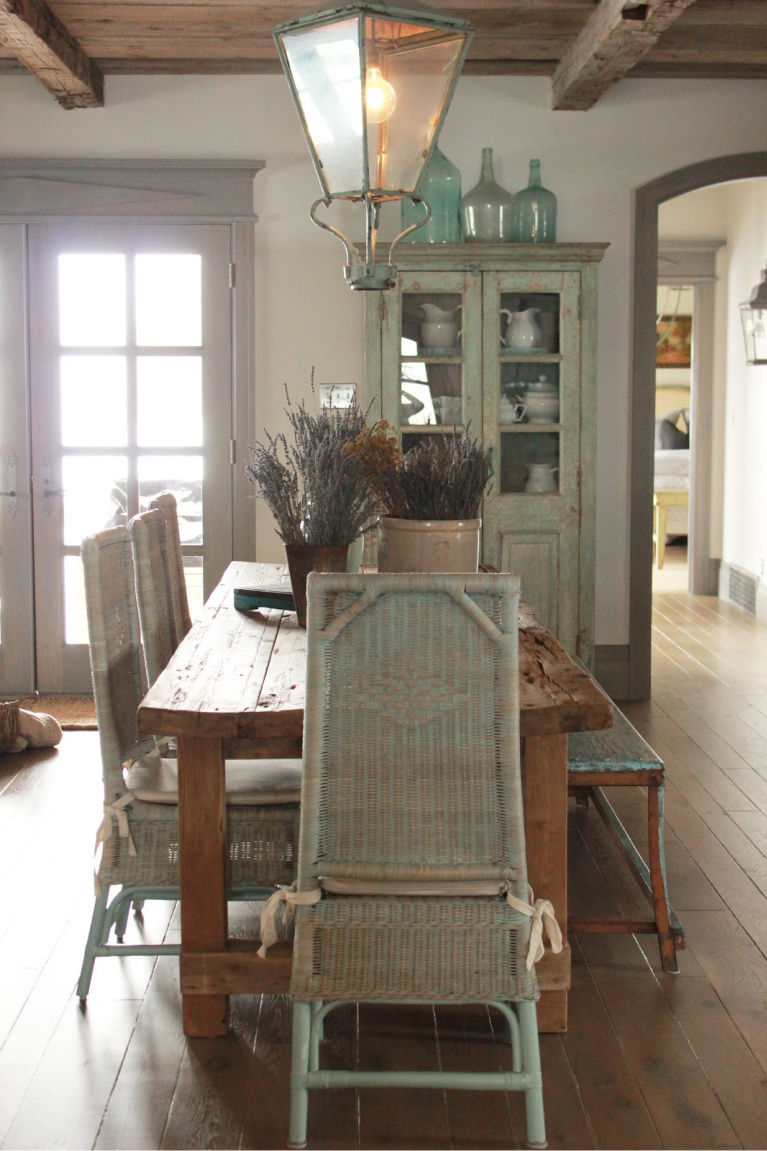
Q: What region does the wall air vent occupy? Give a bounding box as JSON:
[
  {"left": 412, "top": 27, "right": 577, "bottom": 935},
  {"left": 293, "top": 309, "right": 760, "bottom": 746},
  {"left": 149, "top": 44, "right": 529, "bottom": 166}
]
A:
[{"left": 728, "top": 565, "right": 757, "bottom": 617}]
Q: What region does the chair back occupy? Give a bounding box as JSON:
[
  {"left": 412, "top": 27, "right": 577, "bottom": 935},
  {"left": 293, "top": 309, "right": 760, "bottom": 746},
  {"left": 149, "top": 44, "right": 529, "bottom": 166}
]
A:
[
  {"left": 128, "top": 508, "right": 176, "bottom": 685},
  {"left": 81, "top": 527, "right": 156, "bottom": 801},
  {"left": 149, "top": 492, "right": 193, "bottom": 644},
  {"left": 299, "top": 572, "right": 527, "bottom": 892}
]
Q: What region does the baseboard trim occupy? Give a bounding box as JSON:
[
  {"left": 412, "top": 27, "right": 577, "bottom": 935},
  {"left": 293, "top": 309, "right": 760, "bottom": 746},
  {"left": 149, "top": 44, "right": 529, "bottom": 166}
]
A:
[{"left": 594, "top": 645, "right": 630, "bottom": 700}]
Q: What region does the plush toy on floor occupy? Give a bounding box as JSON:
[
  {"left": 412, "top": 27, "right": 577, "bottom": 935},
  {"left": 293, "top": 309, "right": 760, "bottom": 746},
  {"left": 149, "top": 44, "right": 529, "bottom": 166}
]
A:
[{"left": 0, "top": 701, "right": 63, "bottom": 754}]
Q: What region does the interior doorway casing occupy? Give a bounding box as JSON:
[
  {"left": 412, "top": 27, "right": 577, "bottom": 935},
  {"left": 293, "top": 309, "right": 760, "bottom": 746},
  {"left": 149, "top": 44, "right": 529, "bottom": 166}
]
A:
[{"left": 630, "top": 151, "right": 767, "bottom": 699}]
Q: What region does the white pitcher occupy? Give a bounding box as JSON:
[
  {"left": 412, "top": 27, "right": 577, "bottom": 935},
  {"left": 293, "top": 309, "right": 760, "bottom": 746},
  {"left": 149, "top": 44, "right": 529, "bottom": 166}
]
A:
[
  {"left": 420, "top": 302, "right": 461, "bottom": 350},
  {"left": 524, "top": 463, "right": 558, "bottom": 493},
  {"left": 500, "top": 307, "right": 542, "bottom": 350}
]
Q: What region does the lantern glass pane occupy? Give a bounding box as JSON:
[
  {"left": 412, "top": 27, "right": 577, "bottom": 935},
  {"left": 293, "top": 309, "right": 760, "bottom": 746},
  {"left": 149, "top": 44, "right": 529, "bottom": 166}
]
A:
[
  {"left": 282, "top": 17, "right": 364, "bottom": 196},
  {"left": 753, "top": 306, "right": 767, "bottom": 362},
  {"left": 364, "top": 18, "right": 466, "bottom": 193}
]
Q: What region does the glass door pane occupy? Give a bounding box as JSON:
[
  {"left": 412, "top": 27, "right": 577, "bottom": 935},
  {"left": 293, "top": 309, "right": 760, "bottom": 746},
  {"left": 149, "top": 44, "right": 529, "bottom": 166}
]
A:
[{"left": 28, "top": 223, "right": 234, "bottom": 693}]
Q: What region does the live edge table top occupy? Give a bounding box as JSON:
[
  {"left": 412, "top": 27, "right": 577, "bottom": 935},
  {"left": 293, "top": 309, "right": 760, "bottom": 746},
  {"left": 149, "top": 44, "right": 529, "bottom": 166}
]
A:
[{"left": 137, "top": 561, "right": 613, "bottom": 743}]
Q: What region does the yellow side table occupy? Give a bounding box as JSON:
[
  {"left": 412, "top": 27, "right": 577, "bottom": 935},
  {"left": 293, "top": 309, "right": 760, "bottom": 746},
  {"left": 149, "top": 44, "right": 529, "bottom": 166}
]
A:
[{"left": 653, "top": 489, "right": 689, "bottom": 568}]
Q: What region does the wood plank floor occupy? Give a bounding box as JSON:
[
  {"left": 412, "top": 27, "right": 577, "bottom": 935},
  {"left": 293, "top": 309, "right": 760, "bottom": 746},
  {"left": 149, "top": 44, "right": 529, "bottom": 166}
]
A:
[{"left": 2, "top": 589, "right": 767, "bottom": 1149}]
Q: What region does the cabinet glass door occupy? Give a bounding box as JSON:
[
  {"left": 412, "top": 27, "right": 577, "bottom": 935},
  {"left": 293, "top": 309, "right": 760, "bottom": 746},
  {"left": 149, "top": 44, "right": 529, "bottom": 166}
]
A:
[
  {"left": 482, "top": 271, "right": 581, "bottom": 648},
  {"left": 381, "top": 269, "right": 482, "bottom": 454}
]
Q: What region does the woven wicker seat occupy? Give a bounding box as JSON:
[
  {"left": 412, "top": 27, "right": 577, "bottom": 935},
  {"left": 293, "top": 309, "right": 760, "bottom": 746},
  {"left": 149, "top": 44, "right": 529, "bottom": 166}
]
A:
[
  {"left": 149, "top": 491, "right": 193, "bottom": 646},
  {"left": 285, "top": 572, "right": 550, "bottom": 1150},
  {"left": 76, "top": 526, "right": 301, "bottom": 1001}
]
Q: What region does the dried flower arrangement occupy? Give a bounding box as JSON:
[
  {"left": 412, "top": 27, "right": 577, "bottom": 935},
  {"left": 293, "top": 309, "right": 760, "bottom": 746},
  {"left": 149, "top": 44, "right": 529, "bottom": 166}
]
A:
[
  {"left": 245, "top": 383, "right": 383, "bottom": 547},
  {"left": 373, "top": 428, "right": 493, "bottom": 521}
]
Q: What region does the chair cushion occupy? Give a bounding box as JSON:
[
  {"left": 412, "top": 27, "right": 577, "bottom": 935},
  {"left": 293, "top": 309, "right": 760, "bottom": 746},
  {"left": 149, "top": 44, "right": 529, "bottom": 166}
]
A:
[{"left": 125, "top": 755, "right": 302, "bottom": 805}]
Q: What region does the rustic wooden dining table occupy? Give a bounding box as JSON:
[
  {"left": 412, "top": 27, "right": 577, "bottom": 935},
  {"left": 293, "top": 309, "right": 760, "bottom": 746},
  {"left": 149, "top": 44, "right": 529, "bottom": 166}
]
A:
[{"left": 137, "top": 561, "right": 613, "bottom": 1038}]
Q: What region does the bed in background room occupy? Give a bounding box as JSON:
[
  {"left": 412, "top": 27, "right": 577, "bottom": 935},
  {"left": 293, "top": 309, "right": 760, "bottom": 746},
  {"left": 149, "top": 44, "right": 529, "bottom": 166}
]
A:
[{"left": 654, "top": 408, "right": 690, "bottom": 567}]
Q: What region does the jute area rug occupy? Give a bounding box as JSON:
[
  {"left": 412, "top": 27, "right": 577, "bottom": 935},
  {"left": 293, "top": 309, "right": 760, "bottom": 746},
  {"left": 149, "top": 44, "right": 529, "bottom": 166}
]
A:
[{"left": 17, "top": 695, "right": 97, "bottom": 731}]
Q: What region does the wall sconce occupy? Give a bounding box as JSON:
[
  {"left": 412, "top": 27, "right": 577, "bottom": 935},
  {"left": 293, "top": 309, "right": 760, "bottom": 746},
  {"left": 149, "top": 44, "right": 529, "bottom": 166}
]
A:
[
  {"left": 740, "top": 262, "right": 767, "bottom": 365},
  {"left": 273, "top": 0, "right": 472, "bottom": 290}
]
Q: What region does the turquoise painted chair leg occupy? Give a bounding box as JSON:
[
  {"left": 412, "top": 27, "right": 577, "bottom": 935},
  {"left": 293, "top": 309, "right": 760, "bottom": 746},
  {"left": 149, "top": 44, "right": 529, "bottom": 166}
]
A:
[
  {"left": 76, "top": 889, "right": 109, "bottom": 1001},
  {"left": 518, "top": 1000, "right": 547, "bottom": 1150},
  {"left": 310, "top": 1000, "right": 324, "bottom": 1045},
  {"left": 114, "top": 891, "right": 131, "bottom": 941},
  {"left": 288, "top": 1001, "right": 312, "bottom": 1150}
]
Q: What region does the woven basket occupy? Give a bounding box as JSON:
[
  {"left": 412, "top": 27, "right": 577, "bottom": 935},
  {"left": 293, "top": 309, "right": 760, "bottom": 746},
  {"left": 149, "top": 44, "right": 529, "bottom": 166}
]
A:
[{"left": 0, "top": 701, "right": 20, "bottom": 753}]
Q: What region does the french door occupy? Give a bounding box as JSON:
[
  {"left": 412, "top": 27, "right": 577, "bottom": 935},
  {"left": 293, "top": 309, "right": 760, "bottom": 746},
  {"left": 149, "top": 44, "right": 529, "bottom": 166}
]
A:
[{"left": 1, "top": 222, "right": 239, "bottom": 694}]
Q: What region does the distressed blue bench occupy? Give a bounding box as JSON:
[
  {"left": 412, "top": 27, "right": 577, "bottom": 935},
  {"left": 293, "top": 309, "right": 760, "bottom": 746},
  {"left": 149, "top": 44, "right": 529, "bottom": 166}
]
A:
[{"left": 567, "top": 706, "right": 685, "bottom": 972}]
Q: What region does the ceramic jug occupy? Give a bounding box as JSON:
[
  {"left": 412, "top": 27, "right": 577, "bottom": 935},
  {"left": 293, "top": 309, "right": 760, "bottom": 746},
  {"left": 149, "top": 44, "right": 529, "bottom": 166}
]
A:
[
  {"left": 419, "top": 303, "right": 461, "bottom": 351},
  {"left": 501, "top": 307, "right": 542, "bottom": 350},
  {"left": 524, "top": 463, "right": 558, "bottom": 493}
]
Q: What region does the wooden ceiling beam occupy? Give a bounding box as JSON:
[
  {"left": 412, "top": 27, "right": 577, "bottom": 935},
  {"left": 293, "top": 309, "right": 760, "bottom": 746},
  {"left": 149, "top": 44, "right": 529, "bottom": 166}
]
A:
[
  {"left": 0, "top": 0, "right": 103, "bottom": 108},
  {"left": 551, "top": 0, "right": 700, "bottom": 110}
]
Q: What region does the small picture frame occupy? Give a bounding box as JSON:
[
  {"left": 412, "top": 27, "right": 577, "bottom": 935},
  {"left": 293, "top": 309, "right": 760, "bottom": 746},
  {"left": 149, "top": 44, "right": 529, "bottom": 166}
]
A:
[{"left": 656, "top": 315, "right": 692, "bottom": 368}]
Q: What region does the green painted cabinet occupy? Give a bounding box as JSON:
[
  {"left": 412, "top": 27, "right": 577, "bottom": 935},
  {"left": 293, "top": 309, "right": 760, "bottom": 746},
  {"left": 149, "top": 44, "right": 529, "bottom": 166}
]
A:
[{"left": 362, "top": 242, "right": 607, "bottom": 665}]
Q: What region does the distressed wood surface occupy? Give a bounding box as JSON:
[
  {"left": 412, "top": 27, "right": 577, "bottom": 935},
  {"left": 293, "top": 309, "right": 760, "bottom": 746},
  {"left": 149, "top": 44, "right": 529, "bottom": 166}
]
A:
[
  {"left": 2, "top": 0, "right": 763, "bottom": 106},
  {"left": 139, "top": 563, "right": 613, "bottom": 742},
  {"left": 0, "top": 0, "right": 103, "bottom": 106},
  {"left": 552, "top": 0, "right": 701, "bottom": 110}
]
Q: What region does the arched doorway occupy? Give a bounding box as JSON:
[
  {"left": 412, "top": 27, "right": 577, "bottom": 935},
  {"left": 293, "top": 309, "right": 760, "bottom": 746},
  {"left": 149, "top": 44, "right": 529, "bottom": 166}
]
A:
[{"left": 629, "top": 152, "right": 767, "bottom": 699}]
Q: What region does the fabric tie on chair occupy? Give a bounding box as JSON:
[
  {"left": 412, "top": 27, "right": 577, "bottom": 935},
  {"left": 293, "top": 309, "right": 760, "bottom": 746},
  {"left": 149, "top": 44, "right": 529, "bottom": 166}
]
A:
[
  {"left": 258, "top": 883, "right": 322, "bottom": 958},
  {"left": 505, "top": 889, "right": 563, "bottom": 969}
]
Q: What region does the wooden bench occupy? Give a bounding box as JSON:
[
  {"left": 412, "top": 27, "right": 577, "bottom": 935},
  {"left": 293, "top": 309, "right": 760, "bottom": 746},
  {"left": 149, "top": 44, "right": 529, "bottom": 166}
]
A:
[{"left": 567, "top": 706, "right": 686, "bottom": 971}]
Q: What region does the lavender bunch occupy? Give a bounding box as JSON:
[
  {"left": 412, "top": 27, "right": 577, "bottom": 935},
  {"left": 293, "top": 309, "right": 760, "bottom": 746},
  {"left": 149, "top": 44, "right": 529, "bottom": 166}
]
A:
[
  {"left": 246, "top": 384, "right": 383, "bottom": 547},
  {"left": 379, "top": 429, "right": 493, "bottom": 521}
]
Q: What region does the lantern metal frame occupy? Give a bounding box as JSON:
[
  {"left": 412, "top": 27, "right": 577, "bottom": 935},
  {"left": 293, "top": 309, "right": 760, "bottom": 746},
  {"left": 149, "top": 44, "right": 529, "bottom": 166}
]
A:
[
  {"left": 740, "top": 262, "right": 767, "bottom": 365},
  {"left": 273, "top": 0, "right": 473, "bottom": 289}
]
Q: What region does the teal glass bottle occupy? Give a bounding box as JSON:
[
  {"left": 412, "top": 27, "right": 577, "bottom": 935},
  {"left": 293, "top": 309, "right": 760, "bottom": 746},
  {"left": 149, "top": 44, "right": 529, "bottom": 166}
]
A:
[
  {"left": 460, "top": 147, "right": 515, "bottom": 243},
  {"left": 512, "top": 159, "right": 557, "bottom": 243},
  {"left": 401, "top": 145, "right": 462, "bottom": 243}
]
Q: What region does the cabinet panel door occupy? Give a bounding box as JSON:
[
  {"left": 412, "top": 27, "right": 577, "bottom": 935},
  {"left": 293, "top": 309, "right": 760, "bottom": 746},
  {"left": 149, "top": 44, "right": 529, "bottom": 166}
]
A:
[
  {"left": 499, "top": 532, "right": 559, "bottom": 634},
  {"left": 481, "top": 268, "right": 582, "bottom": 654}
]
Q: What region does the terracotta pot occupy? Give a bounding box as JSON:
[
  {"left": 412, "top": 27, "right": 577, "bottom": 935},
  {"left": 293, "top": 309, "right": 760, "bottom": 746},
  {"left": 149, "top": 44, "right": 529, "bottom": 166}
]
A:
[
  {"left": 377, "top": 517, "right": 481, "bottom": 574},
  {"left": 284, "top": 543, "right": 349, "bottom": 627}
]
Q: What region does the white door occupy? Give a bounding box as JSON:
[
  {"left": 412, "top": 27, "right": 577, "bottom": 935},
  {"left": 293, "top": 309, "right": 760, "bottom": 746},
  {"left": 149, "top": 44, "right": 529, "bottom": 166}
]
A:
[{"left": 27, "top": 223, "right": 235, "bottom": 692}]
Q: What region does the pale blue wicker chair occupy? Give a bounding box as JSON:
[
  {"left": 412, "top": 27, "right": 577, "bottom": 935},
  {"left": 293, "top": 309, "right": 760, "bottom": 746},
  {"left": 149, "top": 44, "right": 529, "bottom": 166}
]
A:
[
  {"left": 76, "top": 526, "right": 302, "bottom": 1000},
  {"left": 128, "top": 507, "right": 176, "bottom": 686},
  {"left": 278, "top": 571, "right": 557, "bottom": 1150},
  {"left": 149, "top": 491, "right": 193, "bottom": 646}
]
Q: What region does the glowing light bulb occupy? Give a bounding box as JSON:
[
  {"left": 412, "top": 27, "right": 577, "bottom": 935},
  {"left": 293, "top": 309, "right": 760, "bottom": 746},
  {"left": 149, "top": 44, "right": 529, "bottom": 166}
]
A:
[{"left": 365, "top": 66, "right": 396, "bottom": 124}]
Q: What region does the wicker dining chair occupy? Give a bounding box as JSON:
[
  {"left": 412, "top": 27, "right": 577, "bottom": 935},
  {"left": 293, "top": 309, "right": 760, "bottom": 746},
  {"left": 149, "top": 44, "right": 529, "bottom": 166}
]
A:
[
  {"left": 77, "top": 526, "right": 302, "bottom": 1000},
  {"left": 279, "top": 571, "right": 557, "bottom": 1151},
  {"left": 149, "top": 491, "right": 193, "bottom": 645},
  {"left": 128, "top": 507, "right": 176, "bottom": 685}
]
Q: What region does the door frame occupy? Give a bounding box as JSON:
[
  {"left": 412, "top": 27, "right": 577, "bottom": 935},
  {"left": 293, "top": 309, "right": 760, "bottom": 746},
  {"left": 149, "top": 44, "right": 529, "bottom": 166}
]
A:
[
  {"left": 629, "top": 151, "right": 767, "bottom": 699},
  {"left": 0, "top": 159, "right": 262, "bottom": 694}
]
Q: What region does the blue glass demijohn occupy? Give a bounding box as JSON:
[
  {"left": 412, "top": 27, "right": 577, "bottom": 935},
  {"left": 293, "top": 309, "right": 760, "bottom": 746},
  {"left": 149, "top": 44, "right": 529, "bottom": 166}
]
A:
[
  {"left": 401, "top": 145, "right": 462, "bottom": 243},
  {"left": 512, "top": 159, "right": 557, "bottom": 243}
]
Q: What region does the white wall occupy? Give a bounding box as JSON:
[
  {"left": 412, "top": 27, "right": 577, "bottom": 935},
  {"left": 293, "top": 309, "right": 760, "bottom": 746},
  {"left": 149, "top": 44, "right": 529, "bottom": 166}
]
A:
[
  {"left": 721, "top": 181, "right": 767, "bottom": 584},
  {"left": 2, "top": 72, "right": 767, "bottom": 643}
]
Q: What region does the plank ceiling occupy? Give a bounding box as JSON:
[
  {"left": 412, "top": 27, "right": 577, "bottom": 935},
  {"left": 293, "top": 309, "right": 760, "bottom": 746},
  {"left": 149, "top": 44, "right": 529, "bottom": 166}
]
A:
[{"left": 0, "top": 0, "right": 764, "bottom": 111}]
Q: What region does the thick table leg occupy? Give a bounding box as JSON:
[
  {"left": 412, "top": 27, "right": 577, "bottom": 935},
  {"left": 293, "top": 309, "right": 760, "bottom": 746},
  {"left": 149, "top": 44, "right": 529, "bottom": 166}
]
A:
[
  {"left": 522, "top": 732, "right": 569, "bottom": 1033},
  {"left": 177, "top": 736, "right": 229, "bottom": 1037}
]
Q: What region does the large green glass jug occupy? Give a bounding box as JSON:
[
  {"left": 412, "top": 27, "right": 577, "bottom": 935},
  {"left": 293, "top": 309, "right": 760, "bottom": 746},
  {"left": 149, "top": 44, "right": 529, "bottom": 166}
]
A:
[{"left": 400, "top": 146, "right": 462, "bottom": 243}]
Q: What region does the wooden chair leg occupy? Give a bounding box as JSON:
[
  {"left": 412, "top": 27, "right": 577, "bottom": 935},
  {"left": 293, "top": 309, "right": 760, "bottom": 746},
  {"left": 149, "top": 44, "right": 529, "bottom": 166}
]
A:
[{"left": 647, "top": 783, "right": 681, "bottom": 972}]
